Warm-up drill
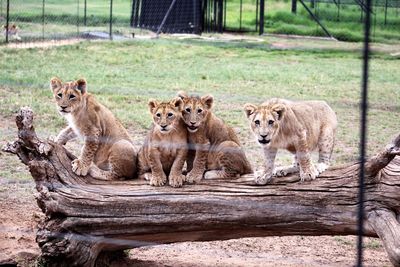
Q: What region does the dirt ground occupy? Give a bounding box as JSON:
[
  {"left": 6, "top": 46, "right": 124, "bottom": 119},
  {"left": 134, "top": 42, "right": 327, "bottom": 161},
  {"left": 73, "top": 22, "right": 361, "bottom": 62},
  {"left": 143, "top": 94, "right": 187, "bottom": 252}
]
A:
[{"left": 0, "top": 178, "right": 392, "bottom": 267}]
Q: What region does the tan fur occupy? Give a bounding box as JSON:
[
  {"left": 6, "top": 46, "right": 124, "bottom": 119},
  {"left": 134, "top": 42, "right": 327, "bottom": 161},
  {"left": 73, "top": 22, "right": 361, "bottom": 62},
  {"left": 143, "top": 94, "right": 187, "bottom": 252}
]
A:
[
  {"left": 3, "top": 24, "right": 21, "bottom": 41},
  {"left": 50, "top": 77, "right": 137, "bottom": 180},
  {"left": 244, "top": 98, "right": 337, "bottom": 184},
  {"left": 138, "top": 98, "right": 188, "bottom": 187},
  {"left": 178, "top": 91, "right": 252, "bottom": 183}
]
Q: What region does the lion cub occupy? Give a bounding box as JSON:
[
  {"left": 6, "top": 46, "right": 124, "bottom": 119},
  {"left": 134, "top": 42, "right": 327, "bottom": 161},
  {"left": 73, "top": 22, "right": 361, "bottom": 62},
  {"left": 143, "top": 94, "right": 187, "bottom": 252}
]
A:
[
  {"left": 138, "top": 98, "right": 188, "bottom": 187},
  {"left": 2, "top": 24, "right": 21, "bottom": 41},
  {"left": 50, "top": 77, "right": 137, "bottom": 180},
  {"left": 244, "top": 98, "right": 337, "bottom": 184},
  {"left": 178, "top": 91, "right": 252, "bottom": 182}
]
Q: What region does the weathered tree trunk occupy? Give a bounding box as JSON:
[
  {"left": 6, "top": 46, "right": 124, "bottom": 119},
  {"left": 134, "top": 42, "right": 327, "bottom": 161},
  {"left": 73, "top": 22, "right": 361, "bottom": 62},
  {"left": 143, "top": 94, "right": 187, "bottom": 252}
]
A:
[{"left": 3, "top": 107, "right": 400, "bottom": 267}]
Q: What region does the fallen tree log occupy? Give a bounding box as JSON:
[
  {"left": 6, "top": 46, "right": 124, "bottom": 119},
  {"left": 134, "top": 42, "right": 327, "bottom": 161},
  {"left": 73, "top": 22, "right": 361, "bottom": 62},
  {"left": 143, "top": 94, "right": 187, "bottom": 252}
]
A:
[{"left": 3, "top": 107, "right": 400, "bottom": 267}]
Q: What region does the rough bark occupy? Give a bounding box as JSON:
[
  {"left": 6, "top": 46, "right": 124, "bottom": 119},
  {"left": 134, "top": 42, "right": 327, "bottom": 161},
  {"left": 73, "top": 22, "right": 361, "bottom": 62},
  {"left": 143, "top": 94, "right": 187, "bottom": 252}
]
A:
[{"left": 3, "top": 107, "right": 400, "bottom": 267}]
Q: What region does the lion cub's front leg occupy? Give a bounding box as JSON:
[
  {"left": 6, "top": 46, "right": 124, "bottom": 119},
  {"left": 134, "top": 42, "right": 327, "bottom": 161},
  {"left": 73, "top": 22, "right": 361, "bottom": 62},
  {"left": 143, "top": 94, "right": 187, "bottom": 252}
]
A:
[
  {"left": 72, "top": 133, "right": 99, "bottom": 176},
  {"left": 186, "top": 141, "right": 210, "bottom": 183},
  {"left": 148, "top": 148, "right": 167, "bottom": 186},
  {"left": 255, "top": 148, "right": 277, "bottom": 185},
  {"left": 168, "top": 147, "right": 187, "bottom": 188},
  {"left": 297, "top": 136, "right": 319, "bottom": 182}
]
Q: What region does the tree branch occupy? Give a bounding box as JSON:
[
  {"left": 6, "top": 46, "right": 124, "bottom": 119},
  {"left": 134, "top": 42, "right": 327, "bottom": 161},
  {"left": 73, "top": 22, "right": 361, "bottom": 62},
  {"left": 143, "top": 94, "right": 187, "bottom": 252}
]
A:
[
  {"left": 368, "top": 209, "right": 400, "bottom": 267},
  {"left": 3, "top": 107, "right": 400, "bottom": 267}
]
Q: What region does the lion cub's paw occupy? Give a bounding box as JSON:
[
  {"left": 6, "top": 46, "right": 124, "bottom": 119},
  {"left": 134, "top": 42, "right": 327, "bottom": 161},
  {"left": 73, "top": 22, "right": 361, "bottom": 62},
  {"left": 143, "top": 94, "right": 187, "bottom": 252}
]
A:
[
  {"left": 38, "top": 141, "right": 53, "bottom": 155},
  {"left": 71, "top": 158, "right": 90, "bottom": 176},
  {"left": 273, "top": 167, "right": 291, "bottom": 177},
  {"left": 299, "top": 165, "right": 319, "bottom": 182},
  {"left": 149, "top": 174, "right": 167, "bottom": 187},
  {"left": 255, "top": 171, "right": 273, "bottom": 185},
  {"left": 185, "top": 171, "right": 203, "bottom": 184},
  {"left": 143, "top": 173, "right": 152, "bottom": 181},
  {"left": 273, "top": 165, "right": 299, "bottom": 177},
  {"left": 316, "top": 162, "right": 329, "bottom": 174},
  {"left": 169, "top": 174, "right": 185, "bottom": 188}
]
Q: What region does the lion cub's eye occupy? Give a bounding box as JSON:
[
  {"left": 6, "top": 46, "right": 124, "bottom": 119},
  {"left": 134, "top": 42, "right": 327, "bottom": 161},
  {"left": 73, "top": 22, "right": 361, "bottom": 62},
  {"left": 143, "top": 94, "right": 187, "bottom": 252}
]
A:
[
  {"left": 57, "top": 93, "right": 62, "bottom": 98},
  {"left": 185, "top": 107, "right": 191, "bottom": 113},
  {"left": 197, "top": 108, "right": 203, "bottom": 114},
  {"left": 254, "top": 120, "right": 260, "bottom": 126},
  {"left": 268, "top": 120, "right": 274, "bottom": 125},
  {"left": 167, "top": 112, "right": 173, "bottom": 117},
  {"left": 156, "top": 113, "right": 161, "bottom": 118},
  {"left": 69, "top": 94, "right": 76, "bottom": 100}
]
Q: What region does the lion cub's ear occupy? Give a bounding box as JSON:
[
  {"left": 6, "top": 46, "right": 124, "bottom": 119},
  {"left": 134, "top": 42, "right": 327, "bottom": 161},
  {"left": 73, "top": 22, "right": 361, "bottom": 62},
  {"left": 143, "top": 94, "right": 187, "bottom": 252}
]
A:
[
  {"left": 243, "top": 103, "right": 257, "bottom": 118},
  {"left": 148, "top": 99, "right": 159, "bottom": 113},
  {"left": 50, "top": 77, "right": 62, "bottom": 92},
  {"left": 272, "top": 103, "right": 286, "bottom": 120},
  {"left": 76, "top": 78, "right": 87, "bottom": 94},
  {"left": 171, "top": 97, "right": 183, "bottom": 111},
  {"left": 201, "top": 94, "right": 213, "bottom": 109},
  {"left": 177, "top": 91, "right": 188, "bottom": 100}
]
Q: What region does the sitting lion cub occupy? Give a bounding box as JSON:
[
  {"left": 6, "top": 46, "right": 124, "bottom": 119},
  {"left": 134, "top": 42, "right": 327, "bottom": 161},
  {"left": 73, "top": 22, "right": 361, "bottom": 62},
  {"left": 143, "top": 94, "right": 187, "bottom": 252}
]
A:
[
  {"left": 178, "top": 91, "right": 252, "bottom": 182},
  {"left": 138, "top": 98, "right": 188, "bottom": 187},
  {"left": 50, "top": 77, "right": 137, "bottom": 180},
  {"left": 244, "top": 98, "right": 337, "bottom": 184}
]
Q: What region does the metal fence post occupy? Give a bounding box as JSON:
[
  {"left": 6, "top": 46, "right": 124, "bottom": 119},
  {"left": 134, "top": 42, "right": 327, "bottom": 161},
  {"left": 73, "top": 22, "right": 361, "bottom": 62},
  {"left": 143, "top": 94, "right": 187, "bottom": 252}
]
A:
[
  {"left": 357, "top": 0, "right": 372, "bottom": 265},
  {"left": 77, "top": 0, "right": 80, "bottom": 36},
  {"left": 291, "top": 0, "right": 297, "bottom": 13},
  {"left": 84, "top": 0, "right": 87, "bottom": 26},
  {"left": 218, "top": 0, "right": 223, "bottom": 33},
  {"left": 259, "top": 0, "right": 264, "bottom": 35},
  {"left": 224, "top": 0, "right": 227, "bottom": 30},
  {"left": 130, "top": 0, "right": 135, "bottom": 27},
  {"left": 42, "top": 0, "right": 45, "bottom": 40},
  {"left": 384, "top": 0, "right": 388, "bottom": 25},
  {"left": 109, "top": 0, "right": 113, "bottom": 40},
  {"left": 5, "top": 0, "right": 9, "bottom": 43}
]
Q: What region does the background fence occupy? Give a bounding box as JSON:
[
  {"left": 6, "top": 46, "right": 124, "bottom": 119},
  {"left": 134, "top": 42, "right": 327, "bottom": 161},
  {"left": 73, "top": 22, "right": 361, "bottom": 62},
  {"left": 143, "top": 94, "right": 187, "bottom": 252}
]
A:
[{"left": 1, "top": 0, "right": 399, "bottom": 44}]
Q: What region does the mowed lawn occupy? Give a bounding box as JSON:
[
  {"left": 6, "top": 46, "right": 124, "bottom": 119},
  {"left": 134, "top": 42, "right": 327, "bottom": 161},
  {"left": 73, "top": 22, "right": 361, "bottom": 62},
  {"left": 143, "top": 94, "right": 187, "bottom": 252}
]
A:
[{"left": 0, "top": 36, "right": 399, "bottom": 181}]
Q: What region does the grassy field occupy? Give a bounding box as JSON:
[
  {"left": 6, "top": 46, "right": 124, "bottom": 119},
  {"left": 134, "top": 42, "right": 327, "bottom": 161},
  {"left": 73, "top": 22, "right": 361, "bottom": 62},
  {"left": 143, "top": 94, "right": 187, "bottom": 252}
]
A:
[
  {"left": 1, "top": 0, "right": 399, "bottom": 43},
  {"left": 226, "top": 0, "right": 400, "bottom": 42},
  {"left": 0, "top": 36, "right": 399, "bottom": 182}
]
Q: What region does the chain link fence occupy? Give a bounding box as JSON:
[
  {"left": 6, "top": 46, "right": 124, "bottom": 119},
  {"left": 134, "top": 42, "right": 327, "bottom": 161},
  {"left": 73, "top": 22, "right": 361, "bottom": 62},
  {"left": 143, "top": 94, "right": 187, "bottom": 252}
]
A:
[
  {"left": 0, "top": 0, "right": 135, "bottom": 44},
  {"left": 1, "top": 0, "right": 399, "bottom": 44}
]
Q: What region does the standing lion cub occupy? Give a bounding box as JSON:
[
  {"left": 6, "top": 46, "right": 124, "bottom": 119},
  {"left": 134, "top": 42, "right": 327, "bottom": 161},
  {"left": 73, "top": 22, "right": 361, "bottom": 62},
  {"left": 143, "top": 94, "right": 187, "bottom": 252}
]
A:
[
  {"left": 50, "top": 77, "right": 137, "bottom": 180},
  {"left": 244, "top": 98, "right": 337, "bottom": 184}
]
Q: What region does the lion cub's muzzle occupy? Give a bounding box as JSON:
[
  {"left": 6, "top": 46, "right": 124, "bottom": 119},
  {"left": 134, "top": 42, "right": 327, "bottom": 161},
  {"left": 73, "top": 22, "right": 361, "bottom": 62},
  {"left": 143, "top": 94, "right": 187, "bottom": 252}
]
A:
[
  {"left": 58, "top": 106, "right": 71, "bottom": 114},
  {"left": 158, "top": 124, "right": 172, "bottom": 134},
  {"left": 258, "top": 135, "right": 271, "bottom": 145},
  {"left": 187, "top": 125, "right": 199, "bottom": 133}
]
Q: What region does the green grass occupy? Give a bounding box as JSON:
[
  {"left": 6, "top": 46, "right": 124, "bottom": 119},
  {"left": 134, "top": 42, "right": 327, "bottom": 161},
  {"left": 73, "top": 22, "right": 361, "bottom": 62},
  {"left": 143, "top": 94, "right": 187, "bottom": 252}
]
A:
[
  {"left": 0, "top": 37, "right": 399, "bottom": 182},
  {"left": 0, "top": 0, "right": 399, "bottom": 43},
  {"left": 224, "top": 0, "right": 400, "bottom": 42}
]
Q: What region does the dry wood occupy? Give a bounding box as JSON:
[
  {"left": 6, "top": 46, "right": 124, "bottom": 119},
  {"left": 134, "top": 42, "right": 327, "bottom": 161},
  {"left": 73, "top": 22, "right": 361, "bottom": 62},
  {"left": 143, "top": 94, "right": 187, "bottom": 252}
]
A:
[{"left": 3, "top": 107, "right": 400, "bottom": 267}]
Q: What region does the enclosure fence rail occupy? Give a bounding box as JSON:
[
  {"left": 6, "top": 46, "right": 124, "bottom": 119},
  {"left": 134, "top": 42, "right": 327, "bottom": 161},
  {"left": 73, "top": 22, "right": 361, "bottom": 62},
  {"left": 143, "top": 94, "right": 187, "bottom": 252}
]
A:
[{"left": 357, "top": 0, "right": 372, "bottom": 264}]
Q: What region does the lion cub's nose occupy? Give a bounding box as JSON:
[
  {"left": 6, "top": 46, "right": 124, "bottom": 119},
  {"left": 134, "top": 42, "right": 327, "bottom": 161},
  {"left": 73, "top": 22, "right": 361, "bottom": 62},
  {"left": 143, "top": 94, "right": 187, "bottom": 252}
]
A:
[
  {"left": 260, "top": 134, "right": 268, "bottom": 138},
  {"left": 190, "top": 121, "right": 196, "bottom": 125}
]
